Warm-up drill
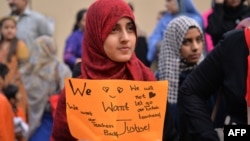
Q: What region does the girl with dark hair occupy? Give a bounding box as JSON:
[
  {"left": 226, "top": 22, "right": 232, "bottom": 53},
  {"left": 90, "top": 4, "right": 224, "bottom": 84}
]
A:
[
  {"left": 0, "top": 16, "right": 29, "bottom": 124},
  {"left": 63, "top": 8, "right": 87, "bottom": 71}
]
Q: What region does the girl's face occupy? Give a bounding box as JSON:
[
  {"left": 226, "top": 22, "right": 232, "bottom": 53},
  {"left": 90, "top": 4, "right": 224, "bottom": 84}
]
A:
[
  {"left": 165, "top": 0, "right": 179, "bottom": 14},
  {"left": 180, "top": 27, "right": 203, "bottom": 64},
  {"left": 225, "top": 0, "right": 242, "bottom": 7},
  {"left": 1, "top": 19, "right": 16, "bottom": 40},
  {"left": 103, "top": 17, "right": 136, "bottom": 62},
  {"left": 79, "top": 12, "right": 87, "bottom": 31}
]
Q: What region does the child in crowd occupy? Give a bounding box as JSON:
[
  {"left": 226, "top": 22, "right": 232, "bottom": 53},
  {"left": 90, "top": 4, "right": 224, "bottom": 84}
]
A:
[{"left": 0, "top": 16, "right": 29, "bottom": 123}]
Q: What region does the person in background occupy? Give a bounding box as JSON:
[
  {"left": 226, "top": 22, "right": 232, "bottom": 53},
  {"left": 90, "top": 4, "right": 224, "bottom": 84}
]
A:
[
  {"left": 157, "top": 10, "right": 167, "bottom": 21},
  {"left": 148, "top": 0, "right": 179, "bottom": 68},
  {"left": 0, "top": 16, "right": 29, "bottom": 123},
  {"left": 158, "top": 16, "right": 204, "bottom": 140},
  {"left": 147, "top": 0, "right": 203, "bottom": 75},
  {"left": 63, "top": 8, "right": 87, "bottom": 71},
  {"left": 128, "top": 2, "right": 150, "bottom": 67},
  {"left": 3, "top": 84, "right": 29, "bottom": 141},
  {"left": 202, "top": 1, "right": 214, "bottom": 53},
  {"left": 149, "top": 10, "right": 167, "bottom": 75},
  {"left": 0, "top": 63, "right": 15, "bottom": 141},
  {"left": 20, "top": 35, "right": 72, "bottom": 141},
  {"left": 178, "top": 27, "right": 250, "bottom": 140},
  {"left": 51, "top": 0, "right": 157, "bottom": 140},
  {"left": 0, "top": 16, "right": 29, "bottom": 68},
  {"left": 206, "top": 0, "right": 250, "bottom": 47},
  {"left": 7, "top": 0, "right": 53, "bottom": 50}
]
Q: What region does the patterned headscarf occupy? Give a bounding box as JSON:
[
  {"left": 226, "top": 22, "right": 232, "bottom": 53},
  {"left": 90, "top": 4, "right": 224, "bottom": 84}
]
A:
[
  {"left": 81, "top": 0, "right": 155, "bottom": 81},
  {"left": 158, "top": 16, "right": 204, "bottom": 104},
  {"left": 20, "top": 35, "right": 72, "bottom": 137}
]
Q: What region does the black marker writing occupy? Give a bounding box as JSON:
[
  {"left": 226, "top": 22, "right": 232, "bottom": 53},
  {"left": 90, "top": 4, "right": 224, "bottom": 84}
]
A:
[
  {"left": 135, "top": 101, "right": 143, "bottom": 106},
  {"left": 135, "top": 94, "right": 146, "bottom": 99},
  {"left": 92, "top": 122, "right": 114, "bottom": 128},
  {"left": 80, "top": 111, "right": 93, "bottom": 116},
  {"left": 118, "top": 121, "right": 150, "bottom": 136},
  {"left": 144, "top": 86, "right": 154, "bottom": 90},
  {"left": 138, "top": 112, "right": 161, "bottom": 119},
  {"left": 102, "top": 102, "right": 129, "bottom": 112},
  {"left": 68, "top": 79, "right": 92, "bottom": 96},
  {"left": 104, "top": 130, "right": 119, "bottom": 138},
  {"left": 130, "top": 85, "right": 139, "bottom": 91},
  {"left": 66, "top": 103, "right": 78, "bottom": 110}
]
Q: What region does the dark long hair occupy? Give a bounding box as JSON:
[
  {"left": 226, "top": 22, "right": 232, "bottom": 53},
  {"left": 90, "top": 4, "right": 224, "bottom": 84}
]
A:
[
  {"left": 0, "top": 63, "right": 9, "bottom": 80},
  {"left": 72, "top": 8, "right": 87, "bottom": 32},
  {"left": 0, "top": 16, "right": 18, "bottom": 63}
]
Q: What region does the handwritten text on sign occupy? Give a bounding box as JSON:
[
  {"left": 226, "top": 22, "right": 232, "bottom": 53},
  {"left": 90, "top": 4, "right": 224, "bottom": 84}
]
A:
[{"left": 65, "top": 78, "right": 168, "bottom": 141}]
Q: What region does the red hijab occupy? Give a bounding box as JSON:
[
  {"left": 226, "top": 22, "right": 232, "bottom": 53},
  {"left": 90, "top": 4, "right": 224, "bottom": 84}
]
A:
[
  {"left": 81, "top": 0, "right": 155, "bottom": 81},
  {"left": 51, "top": 1, "right": 155, "bottom": 140}
]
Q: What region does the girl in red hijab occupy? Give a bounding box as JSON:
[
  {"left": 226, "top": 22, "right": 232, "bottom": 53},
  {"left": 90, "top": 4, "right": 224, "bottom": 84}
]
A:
[{"left": 51, "top": 0, "right": 156, "bottom": 140}]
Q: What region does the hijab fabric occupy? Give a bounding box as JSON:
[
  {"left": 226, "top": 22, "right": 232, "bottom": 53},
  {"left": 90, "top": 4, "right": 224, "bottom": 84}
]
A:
[
  {"left": 158, "top": 16, "right": 204, "bottom": 104},
  {"left": 20, "top": 35, "right": 72, "bottom": 138},
  {"left": 81, "top": 0, "right": 155, "bottom": 81}
]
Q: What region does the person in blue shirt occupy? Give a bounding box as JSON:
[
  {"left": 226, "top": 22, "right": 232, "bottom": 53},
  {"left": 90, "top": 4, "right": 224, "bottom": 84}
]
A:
[{"left": 63, "top": 8, "right": 87, "bottom": 71}]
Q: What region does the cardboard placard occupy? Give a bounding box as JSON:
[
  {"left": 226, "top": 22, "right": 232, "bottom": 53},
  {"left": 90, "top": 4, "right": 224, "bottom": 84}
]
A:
[{"left": 65, "top": 78, "right": 168, "bottom": 141}]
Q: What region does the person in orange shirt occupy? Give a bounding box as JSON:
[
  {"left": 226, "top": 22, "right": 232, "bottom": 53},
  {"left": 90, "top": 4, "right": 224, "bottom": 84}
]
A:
[
  {"left": 3, "top": 84, "right": 29, "bottom": 141},
  {"left": 0, "top": 63, "right": 15, "bottom": 141}
]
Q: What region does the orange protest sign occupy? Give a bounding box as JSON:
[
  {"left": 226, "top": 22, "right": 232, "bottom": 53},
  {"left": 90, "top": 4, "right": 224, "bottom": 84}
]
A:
[{"left": 65, "top": 78, "right": 168, "bottom": 141}]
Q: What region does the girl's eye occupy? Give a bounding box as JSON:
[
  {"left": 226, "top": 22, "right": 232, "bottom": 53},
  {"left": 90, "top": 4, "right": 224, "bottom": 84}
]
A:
[
  {"left": 127, "top": 24, "right": 135, "bottom": 32},
  {"left": 196, "top": 36, "right": 203, "bottom": 43},
  {"left": 182, "top": 40, "right": 190, "bottom": 46},
  {"left": 111, "top": 26, "right": 120, "bottom": 33}
]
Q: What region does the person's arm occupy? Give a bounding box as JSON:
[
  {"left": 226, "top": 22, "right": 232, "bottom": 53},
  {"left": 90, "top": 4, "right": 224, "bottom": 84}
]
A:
[
  {"left": 63, "top": 34, "right": 80, "bottom": 69},
  {"left": 17, "top": 40, "right": 29, "bottom": 67},
  {"left": 72, "top": 62, "right": 82, "bottom": 78},
  {"left": 51, "top": 89, "right": 77, "bottom": 141}
]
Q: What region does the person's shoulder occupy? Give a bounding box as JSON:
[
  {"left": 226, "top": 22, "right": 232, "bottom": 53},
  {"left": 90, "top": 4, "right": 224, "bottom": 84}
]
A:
[
  {"left": 29, "top": 10, "right": 47, "bottom": 20},
  {"left": 67, "top": 30, "right": 82, "bottom": 40},
  {"left": 0, "top": 93, "right": 6, "bottom": 100},
  {"left": 17, "top": 40, "right": 27, "bottom": 47},
  {"left": 58, "top": 62, "right": 72, "bottom": 76},
  {"left": 0, "top": 93, "right": 9, "bottom": 105},
  {"left": 216, "top": 29, "right": 246, "bottom": 52},
  {"left": 160, "top": 12, "right": 175, "bottom": 22},
  {"left": 222, "top": 29, "right": 244, "bottom": 40}
]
